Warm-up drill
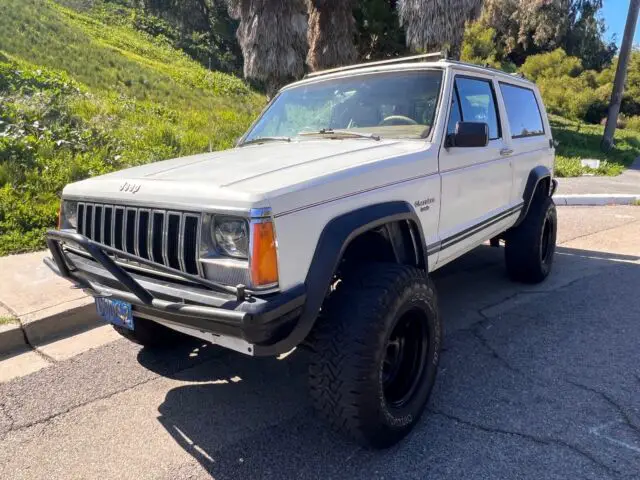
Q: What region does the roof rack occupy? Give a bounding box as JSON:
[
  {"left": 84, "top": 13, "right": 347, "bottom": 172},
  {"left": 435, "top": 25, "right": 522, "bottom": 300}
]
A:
[
  {"left": 438, "top": 59, "right": 534, "bottom": 83},
  {"left": 305, "top": 51, "right": 447, "bottom": 78}
]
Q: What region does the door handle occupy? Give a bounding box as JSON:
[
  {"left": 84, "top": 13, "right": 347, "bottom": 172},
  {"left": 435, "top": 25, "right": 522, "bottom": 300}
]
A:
[{"left": 500, "top": 148, "right": 514, "bottom": 156}]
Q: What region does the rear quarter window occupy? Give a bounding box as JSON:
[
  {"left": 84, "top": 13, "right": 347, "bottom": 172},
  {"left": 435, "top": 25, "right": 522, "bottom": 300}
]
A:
[{"left": 499, "top": 83, "right": 545, "bottom": 138}]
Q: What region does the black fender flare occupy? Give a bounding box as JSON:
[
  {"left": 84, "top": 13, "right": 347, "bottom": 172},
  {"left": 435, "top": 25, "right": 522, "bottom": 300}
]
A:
[
  {"left": 513, "top": 165, "right": 554, "bottom": 228},
  {"left": 254, "top": 201, "right": 426, "bottom": 356}
]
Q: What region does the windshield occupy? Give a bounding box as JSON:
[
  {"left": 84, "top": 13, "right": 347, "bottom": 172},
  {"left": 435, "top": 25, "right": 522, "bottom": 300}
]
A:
[{"left": 242, "top": 70, "right": 443, "bottom": 144}]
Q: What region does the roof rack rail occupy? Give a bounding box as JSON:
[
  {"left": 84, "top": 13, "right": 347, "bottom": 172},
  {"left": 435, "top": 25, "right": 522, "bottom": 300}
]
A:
[
  {"left": 437, "top": 58, "right": 534, "bottom": 83},
  {"left": 305, "top": 51, "right": 447, "bottom": 78}
]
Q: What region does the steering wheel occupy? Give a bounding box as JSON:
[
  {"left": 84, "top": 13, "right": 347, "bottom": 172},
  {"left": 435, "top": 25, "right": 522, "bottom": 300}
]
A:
[{"left": 379, "top": 115, "right": 418, "bottom": 126}]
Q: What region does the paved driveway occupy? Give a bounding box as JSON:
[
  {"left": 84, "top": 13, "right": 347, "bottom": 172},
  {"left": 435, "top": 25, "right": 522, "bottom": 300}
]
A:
[{"left": 1, "top": 206, "right": 639, "bottom": 479}]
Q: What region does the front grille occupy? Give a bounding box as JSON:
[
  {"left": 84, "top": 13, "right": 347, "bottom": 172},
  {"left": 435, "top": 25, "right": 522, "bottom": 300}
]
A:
[{"left": 76, "top": 202, "right": 202, "bottom": 277}]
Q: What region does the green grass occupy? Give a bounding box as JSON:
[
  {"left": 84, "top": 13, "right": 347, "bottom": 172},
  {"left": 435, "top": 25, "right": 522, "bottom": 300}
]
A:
[
  {"left": 0, "top": 0, "right": 265, "bottom": 255},
  {"left": 551, "top": 115, "right": 640, "bottom": 177},
  {"left": 0, "top": 316, "right": 18, "bottom": 326}
]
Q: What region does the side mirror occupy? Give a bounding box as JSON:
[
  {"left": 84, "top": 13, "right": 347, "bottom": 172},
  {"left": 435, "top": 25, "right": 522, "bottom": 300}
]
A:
[{"left": 446, "top": 122, "right": 489, "bottom": 148}]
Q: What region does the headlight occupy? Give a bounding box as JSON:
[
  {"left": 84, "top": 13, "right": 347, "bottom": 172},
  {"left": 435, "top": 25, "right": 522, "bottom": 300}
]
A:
[
  {"left": 212, "top": 217, "right": 249, "bottom": 258},
  {"left": 59, "top": 200, "right": 78, "bottom": 230}
]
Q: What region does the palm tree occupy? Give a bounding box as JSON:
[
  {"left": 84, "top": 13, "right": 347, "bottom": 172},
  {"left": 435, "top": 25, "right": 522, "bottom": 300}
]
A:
[
  {"left": 307, "top": 0, "right": 357, "bottom": 71},
  {"left": 227, "top": 0, "right": 308, "bottom": 95},
  {"left": 398, "top": 0, "right": 484, "bottom": 58}
]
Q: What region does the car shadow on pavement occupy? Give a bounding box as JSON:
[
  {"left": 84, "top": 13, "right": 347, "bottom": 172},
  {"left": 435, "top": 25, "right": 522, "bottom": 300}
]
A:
[{"left": 138, "top": 244, "right": 640, "bottom": 480}]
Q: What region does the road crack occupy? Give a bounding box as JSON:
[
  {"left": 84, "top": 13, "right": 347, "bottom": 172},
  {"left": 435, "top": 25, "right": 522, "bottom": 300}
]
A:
[
  {"left": 0, "top": 400, "right": 16, "bottom": 431},
  {"left": 430, "top": 409, "right": 622, "bottom": 476},
  {"left": 566, "top": 380, "right": 640, "bottom": 435},
  {"left": 0, "top": 375, "right": 159, "bottom": 442},
  {"left": 469, "top": 326, "right": 521, "bottom": 375},
  {"left": 0, "top": 354, "right": 224, "bottom": 441}
]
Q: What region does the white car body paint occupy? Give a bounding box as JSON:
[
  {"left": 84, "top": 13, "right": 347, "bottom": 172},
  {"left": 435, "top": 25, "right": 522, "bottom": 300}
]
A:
[{"left": 61, "top": 60, "right": 554, "bottom": 292}]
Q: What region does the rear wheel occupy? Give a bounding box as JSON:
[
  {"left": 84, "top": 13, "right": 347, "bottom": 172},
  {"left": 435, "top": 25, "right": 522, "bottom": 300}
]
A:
[
  {"left": 505, "top": 195, "right": 557, "bottom": 283},
  {"left": 112, "top": 317, "right": 186, "bottom": 348},
  {"left": 308, "top": 263, "right": 442, "bottom": 448}
]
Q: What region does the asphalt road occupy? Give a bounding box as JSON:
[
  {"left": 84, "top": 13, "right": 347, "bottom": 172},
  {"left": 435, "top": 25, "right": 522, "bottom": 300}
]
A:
[{"left": 1, "top": 206, "right": 639, "bottom": 480}]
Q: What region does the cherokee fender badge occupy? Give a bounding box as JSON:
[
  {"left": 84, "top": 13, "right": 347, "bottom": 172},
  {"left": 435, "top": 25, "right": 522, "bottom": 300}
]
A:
[{"left": 414, "top": 198, "right": 435, "bottom": 212}]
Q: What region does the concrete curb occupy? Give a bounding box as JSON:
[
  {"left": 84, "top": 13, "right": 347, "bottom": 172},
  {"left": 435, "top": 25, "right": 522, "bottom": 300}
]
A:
[
  {"left": 0, "top": 301, "right": 99, "bottom": 357},
  {"left": 0, "top": 323, "right": 26, "bottom": 356},
  {"left": 555, "top": 194, "right": 640, "bottom": 206}
]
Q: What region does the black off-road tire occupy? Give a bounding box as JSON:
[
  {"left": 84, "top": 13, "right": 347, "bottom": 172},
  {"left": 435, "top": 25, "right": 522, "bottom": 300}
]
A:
[
  {"left": 505, "top": 195, "right": 557, "bottom": 283},
  {"left": 113, "top": 317, "right": 185, "bottom": 348},
  {"left": 307, "top": 263, "right": 442, "bottom": 448}
]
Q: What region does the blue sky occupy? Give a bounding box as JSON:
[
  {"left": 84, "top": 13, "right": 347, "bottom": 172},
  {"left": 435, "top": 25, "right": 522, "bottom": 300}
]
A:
[{"left": 601, "top": 1, "right": 639, "bottom": 46}]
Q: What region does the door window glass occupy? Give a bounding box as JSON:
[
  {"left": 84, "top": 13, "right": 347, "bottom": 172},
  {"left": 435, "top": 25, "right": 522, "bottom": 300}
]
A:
[{"left": 453, "top": 77, "right": 501, "bottom": 140}]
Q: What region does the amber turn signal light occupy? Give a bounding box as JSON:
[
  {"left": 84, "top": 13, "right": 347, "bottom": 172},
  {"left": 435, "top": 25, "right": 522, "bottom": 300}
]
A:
[{"left": 250, "top": 221, "right": 278, "bottom": 287}]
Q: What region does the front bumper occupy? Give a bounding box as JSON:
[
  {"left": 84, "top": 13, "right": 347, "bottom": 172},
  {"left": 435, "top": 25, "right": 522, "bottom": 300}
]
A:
[{"left": 45, "top": 230, "right": 306, "bottom": 356}]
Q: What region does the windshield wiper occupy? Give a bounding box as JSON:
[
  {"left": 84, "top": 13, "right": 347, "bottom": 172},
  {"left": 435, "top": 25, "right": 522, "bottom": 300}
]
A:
[
  {"left": 298, "top": 128, "right": 381, "bottom": 141},
  {"left": 239, "top": 136, "right": 291, "bottom": 147}
]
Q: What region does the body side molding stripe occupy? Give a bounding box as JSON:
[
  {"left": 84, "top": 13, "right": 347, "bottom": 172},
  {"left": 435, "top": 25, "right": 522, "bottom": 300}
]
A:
[{"left": 427, "top": 203, "right": 523, "bottom": 255}]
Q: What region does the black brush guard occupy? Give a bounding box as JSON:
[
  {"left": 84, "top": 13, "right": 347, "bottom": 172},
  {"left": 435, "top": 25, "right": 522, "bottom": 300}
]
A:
[{"left": 45, "top": 230, "right": 306, "bottom": 354}]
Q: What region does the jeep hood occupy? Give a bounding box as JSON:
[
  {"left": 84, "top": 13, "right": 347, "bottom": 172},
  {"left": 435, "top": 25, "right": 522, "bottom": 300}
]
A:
[{"left": 63, "top": 139, "right": 428, "bottom": 211}]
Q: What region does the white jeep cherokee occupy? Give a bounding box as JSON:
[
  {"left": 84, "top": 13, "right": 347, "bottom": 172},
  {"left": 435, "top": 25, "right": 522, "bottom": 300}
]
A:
[{"left": 46, "top": 54, "right": 558, "bottom": 448}]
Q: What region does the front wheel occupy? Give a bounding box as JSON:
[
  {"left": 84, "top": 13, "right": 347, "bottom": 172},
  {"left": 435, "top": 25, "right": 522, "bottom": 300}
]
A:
[
  {"left": 307, "top": 264, "right": 442, "bottom": 448},
  {"left": 505, "top": 195, "right": 557, "bottom": 283}
]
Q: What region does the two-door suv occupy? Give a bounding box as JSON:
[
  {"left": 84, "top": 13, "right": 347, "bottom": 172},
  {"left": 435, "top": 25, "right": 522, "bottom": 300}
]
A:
[{"left": 46, "top": 53, "right": 557, "bottom": 448}]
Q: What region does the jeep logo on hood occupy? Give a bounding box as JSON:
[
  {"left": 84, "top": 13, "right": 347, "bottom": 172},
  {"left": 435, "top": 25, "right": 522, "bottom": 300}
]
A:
[{"left": 120, "top": 182, "right": 141, "bottom": 194}]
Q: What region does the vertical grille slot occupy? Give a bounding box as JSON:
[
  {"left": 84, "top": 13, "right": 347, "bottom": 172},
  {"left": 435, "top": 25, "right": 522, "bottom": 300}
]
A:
[
  {"left": 85, "top": 205, "right": 94, "bottom": 239},
  {"left": 166, "top": 213, "right": 181, "bottom": 270},
  {"left": 93, "top": 206, "right": 103, "bottom": 243},
  {"left": 71, "top": 202, "right": 202, "bottom": 278},
  {"left": 183, "top": 215, "right": 199, "bottom": 274},
  {"left": 125, "top": 209, "right": 137, "bottom": 254},
  {"left": 138, "top": 210, "right": 150, "bottom": 260},
  {"left": 151, "top": 212, "right": 165, "bottom": 263},
  {"left": 77, "top": 204, "right": 85, "bottom": 235},
  {"left": 114, "top": 207, "right": 125, "bottom": 251},
  {"left": 103, "top": 206, "right": 113, "bottom": 247}
]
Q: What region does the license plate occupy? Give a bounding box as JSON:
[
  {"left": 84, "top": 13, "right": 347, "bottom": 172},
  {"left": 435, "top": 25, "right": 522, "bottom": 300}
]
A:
[{"left": 96, "top": 298, "right": 134, "bottom": 330}]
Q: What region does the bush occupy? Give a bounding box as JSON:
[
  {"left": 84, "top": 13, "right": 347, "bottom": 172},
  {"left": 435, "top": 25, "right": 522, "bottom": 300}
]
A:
[
  {"left": 520, "top": 49, "right": 583, "bottom": 83},
  {"left": 521, "top": 49, "right": 613, "bottom": 125},
  {"left": 625, "top": 116, "right": 640, "bottom": 132}
]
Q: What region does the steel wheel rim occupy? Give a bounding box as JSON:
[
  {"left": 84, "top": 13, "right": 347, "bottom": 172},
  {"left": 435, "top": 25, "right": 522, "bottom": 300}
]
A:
[{"left": 382, "top": 307, "right": 429, "bottom": 409}]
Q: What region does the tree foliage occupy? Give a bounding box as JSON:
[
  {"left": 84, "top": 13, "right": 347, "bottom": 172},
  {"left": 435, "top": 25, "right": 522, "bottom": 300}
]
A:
[
  {"left": 460, "top": 22, "right": 516, "bottom": 71},
  {"left": 122, "top": 0, "right": 243, "bottom": 74},
  {"left": 480, "top": 0, "right": 615, "bottom": 69},
  {"left": 353, "top": 0, "right": 407, "bottom": 61}
]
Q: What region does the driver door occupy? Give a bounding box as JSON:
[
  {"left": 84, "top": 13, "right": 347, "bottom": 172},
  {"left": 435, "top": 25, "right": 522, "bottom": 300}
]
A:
[{"left": 436, "top": 74, "right": 513, "bottom": 267}]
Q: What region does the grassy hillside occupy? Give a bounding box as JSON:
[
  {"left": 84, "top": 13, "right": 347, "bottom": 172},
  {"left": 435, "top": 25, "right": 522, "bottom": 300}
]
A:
[{"left": 0, "top": 0, "right": 264, "bottom": 255}]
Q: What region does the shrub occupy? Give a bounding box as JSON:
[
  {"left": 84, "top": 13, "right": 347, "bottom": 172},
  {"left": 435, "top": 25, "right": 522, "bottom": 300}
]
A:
[
  {"left": 520, "top": 49, "right": 583, "bottom": 83},
  {"left": 624, "top": 116, "right": 640, "bottom": 132}
]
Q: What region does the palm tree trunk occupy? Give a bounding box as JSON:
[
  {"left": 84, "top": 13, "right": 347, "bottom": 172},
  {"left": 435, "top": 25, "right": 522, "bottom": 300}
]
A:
[
  {"left": 307, "top": 0, "right": 357, "bottom": 71},
  {"left": 227, "top": 0, "right": 308, "bottom": 95}
]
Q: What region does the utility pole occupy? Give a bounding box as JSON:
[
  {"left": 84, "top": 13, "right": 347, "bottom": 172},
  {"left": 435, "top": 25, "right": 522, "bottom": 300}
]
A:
[{"left": 601, "top": 0, "right": 640, "bottom": 151}]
